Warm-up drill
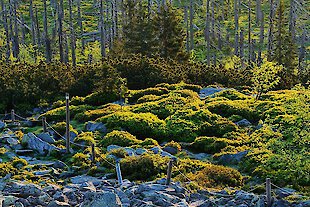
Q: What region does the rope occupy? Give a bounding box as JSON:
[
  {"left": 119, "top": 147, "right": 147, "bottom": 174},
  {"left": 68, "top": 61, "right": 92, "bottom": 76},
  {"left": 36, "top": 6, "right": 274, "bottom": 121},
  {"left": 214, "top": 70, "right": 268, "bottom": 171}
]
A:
[
  {"left": 246, "top": 183, "right": 266, "bottom": 193},
  {"left": 271, "top": 183, "right": 298, "bottom": 195},
  {"left": 14, "top": 113, "right": 31, "bottom": 121},
  {"left": 45, "top": 121, "right": 88, "bottom": 148}
]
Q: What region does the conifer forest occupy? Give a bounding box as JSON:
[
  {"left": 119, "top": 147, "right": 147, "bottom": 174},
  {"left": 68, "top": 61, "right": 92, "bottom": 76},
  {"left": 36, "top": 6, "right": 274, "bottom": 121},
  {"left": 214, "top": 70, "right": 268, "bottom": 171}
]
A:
[{"left": 0, "top": 0, "right": 309, "bottom": 206}]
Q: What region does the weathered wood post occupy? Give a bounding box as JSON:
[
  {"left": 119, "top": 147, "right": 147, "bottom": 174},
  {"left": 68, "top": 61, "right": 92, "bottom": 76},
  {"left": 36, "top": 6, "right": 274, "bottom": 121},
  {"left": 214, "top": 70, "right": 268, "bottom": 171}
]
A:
[
  {"left": 42, "top": 117, "right": 47, "bottom": 132},
  {"left": 11, "top": 109, "right": 15, "bottom": 121},
  {"left": 166, "top": 159, "right": 173, "bottom": 185},
  {"left": 91, "top": 143, "right": 95, "bottom": 164},
  {"left": 266, "top": 178, "right": 272, "bottom": 207},
  {"left": 116, "top": 161, "right": 123, "bottom": 185},
  {"left": 65, "top": 93, "right": 70, "bottom": 154}
]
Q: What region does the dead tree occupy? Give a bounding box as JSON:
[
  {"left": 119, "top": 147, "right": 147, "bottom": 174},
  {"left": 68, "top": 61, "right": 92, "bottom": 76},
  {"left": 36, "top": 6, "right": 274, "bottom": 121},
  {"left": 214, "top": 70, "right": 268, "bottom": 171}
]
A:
[
  {"left": 58, "top": 0, "right": 65, "bottom": 62},
  {"left": 189, "top": 0, "right": 194, "bottom": 50},
  {"left": 68, "top": 0, "right": 76, "bottom": 66},
  {"left": 184, "top": 6, "right": 189, "bottom": 52},
  {"left": 100, "top": 0, "right": 106, "bottom": 57},
  {"left": 43, "top": 0, "right": 52, "bottom": 62},
  {"left": 267, "top": 0, "right": 274, "bottom": 59},
  {"left": 234, "top": 0, "right": 239, "bottom": 56},
  {"left": 258, "top": 11, "right": 264, "bottom": 65},
  {"left": 1, "top": 1, "right": 11, "bottom": 61},
  {"left": 248, "top": 0, "right": 251, "bottom": 62},
  {"left": 205, "top": 0, "right": 211, "bottom": 65}
]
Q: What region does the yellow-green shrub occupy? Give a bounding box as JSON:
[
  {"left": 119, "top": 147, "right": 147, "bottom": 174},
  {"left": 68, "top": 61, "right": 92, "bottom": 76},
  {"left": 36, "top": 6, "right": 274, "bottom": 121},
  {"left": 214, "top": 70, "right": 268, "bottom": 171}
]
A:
[
  {"left": 42, "top": 105, "right": 94, "bottom": 121},
  {"left": 0, "top": 147, "right": 7, "bottom": 155},
  {"left": 97, "top": 112, "right": 166, "bottom": 139},
  {"left": 190, "top": 136, "right": 238, "bottom": 154},
  {"left": 71, "top": 153, "right": 90, "bottom": 169},
  {"left": 140, "top": 138, "right": 159, "bottom": 147},
  {"left": 75, "top": 104, "right": 123, "bottom": 122},
  {"left": 84, "top": 92, "right": 119, "bottom": 106},
  {"left": 74, "top": 132, "right": 95, "bottom": 145},
  {"left": 199, "top": 118, "right": 238, "bottom": 137},
  {"left": 12, "top": 157, "right": 28, "bottom": 168},
  {"left": 100, "top": 130, "right": 141, "bottom": 147},
  {"left": 52, "top": 122, "right": 78, "bottom": 136},
  {"left": 129, "top": 87, "right": 169, "bottom": 103},
  {"left": 214, "top": 89, "right": 251, "bottom": 100},
  {"left": 164, "top": 141, "right": 181, "bottom": 152}
]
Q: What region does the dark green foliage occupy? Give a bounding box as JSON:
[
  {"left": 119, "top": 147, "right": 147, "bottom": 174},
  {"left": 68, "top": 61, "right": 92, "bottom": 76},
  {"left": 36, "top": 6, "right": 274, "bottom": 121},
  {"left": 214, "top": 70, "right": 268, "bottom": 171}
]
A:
[
  {"left": 214, "top": 89, "right": 251, "bottom": 100},
  {"left": 190, "top": 137, "right": 232, "bottom": 154},
  {"left": 42, "top": 105, "right": 94, "bottom": 121},
  {"left": 75, "top": 104, "right": 122, "bottom": 122},
  {"left": 129, "top": 87, "right": 170, "bottom": 103},
  {"left": 199, "top": 118, "right": 238, "bottom": 137}
]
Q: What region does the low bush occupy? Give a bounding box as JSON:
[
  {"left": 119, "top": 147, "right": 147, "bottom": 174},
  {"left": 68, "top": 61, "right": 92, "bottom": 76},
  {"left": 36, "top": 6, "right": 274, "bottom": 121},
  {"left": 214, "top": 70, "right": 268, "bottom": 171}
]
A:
[
  {"left": 52, "top": 122, "right": 78, "bottom": 136},
  {"left": 71, "top": 153, "right": 90, "bottom": 169},
  {"left": 164, "top": 141, "right": 181, "bottom": 152},
  {"left": 108, "top": 148, "right": 128, "bottom": 158},
  {"left": 74, "top": 132, "right": 96, "bottom": 145},
  {"left": 120, "top": 153, "right": 169, "bottom": 181},
  {"left": 42, "top": 105, "right": 94, "bottom": 121},
  {"left": 12, "top": 157, "right": 28, "bottom": 168},
  {"left": 84, "top": 92, "right": 119, "bottom": 106},
  {"left": 206, "top": 100, "right": 260, "bottom": 122},
  {"left": 129, "top": 87, "right": 170, "bottom": 103},
  {"left": 165, "top": 119, "right": 198, "bottom": 142},
  {"left": 140, "top": 138, "right": 159, "bottom": 148},
  {"left": 190, "top": 136, "right": 235, "bottom": 154},
  {"left": 155, "top": 82, "right": 202, "bottom": 92},
  {"left": 136, "top": 94, "right": 163, "bottom": 104},
  {"left": 100, "top": 130, "right": 141, "bottom": 147},
  {"left": 199, "top": 118, "right": 238, "bottom": 137},
  {"left": 214, "top": 89, "right": 251, "bottom": 100},
  {"left": 183, "top": 164, "right": 243, "bottom": 188},
  {"left": 0, "top": 147, "right": 7, "bottom": 155},
  {"left": 97, "top": 112, "right": 166, "bottom": 139},
  {"left": 0, "top": 162, "right": 15, "bottom": 177}
]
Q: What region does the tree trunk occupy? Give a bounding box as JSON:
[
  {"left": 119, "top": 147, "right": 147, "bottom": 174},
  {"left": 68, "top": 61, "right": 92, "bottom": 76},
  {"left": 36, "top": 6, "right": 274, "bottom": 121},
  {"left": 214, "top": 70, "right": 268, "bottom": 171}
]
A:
[
  {"left": 184, "top": 6, "right": 189, "bottom": 52},
  {"left": 289, "top": 0, "right": 296, "bottom": 41},
  {"left": 100, "top": 0, "right": 106, "bottom": 57},
  {"left": 43, "top": 0, "right": 52, "bottom": 62},
  {"left": 258, "top": 11, "right": 264, "bottom": 65},
  {"left": 12, "top": 0, "right": 19, "bottom": 59},
  {"left": 68, "top": 0, "right": 76, "bottom": 66},
  {"left": 267, "top": 0, "right": 274, "bottom": 60},
  {"left": 248, "top": 0, "right": 251, "bottom": 62},
  {"left": 256, "top": 0, "right": 261, "bottom": 24},
  {"left": 205, "top": 0, "right": 210, "bottom": 65},
  {"left": 58, "top": 0, "right": 64, "bottom": 63},
  {"left": 234, "top": 0, "right": 239, "bottom": 56},
  {"left": 1, "top": 1, "right": 11, "bottom": 61},
  {"left": 189, "top": 0, "right": 194, "bottom": 50},
  {"left": 35, "top": 7, "right": 41, "bottom": 46},
  {"left": 240, "top": 29, "right": 244, "bottom": 59}
]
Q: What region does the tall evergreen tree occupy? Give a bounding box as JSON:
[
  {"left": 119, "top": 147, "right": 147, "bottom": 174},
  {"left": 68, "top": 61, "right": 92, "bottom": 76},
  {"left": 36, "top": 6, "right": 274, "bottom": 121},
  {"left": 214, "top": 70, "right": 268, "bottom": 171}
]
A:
[
  {"left": 153, "top": 4, "right": 188, "bottom": 61},
  {"left": 271, "top": 0, "right": 298, "bottom": 88}
]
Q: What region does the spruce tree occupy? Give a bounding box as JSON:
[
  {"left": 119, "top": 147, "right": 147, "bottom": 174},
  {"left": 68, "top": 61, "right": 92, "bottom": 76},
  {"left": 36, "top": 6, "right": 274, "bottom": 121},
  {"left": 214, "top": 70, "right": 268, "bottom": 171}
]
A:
[
  {"left": 153, "top": 4, "right": 189, "bottom": 62},
  {"left": 122, "top": 0, "right": 157, "bottom": 56},
  {"left": 271, "top": 0, "right": 298, "bottom": 88}
]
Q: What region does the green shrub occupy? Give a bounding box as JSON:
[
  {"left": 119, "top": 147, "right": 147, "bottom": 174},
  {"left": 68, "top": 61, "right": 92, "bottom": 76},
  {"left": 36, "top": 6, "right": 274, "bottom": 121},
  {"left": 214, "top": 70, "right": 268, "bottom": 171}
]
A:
[
  {"left": 12, "top": 157, "right": 28, "bottom": 168},
  {"left": 166, "top": 119, "right": 198, "bottom": 142},
  {"left": 174, "top": 89, "right": 200, "bottom": 99},
  {"left": 42, "top": 105, "right": 94, "bottom": 121},
  {"left": 215, "top": 89, "right": 251, "bottom": 100},
  {"left": 129, "top": 87, "right": 169, "bottom": 103},
  {"left": 97, "top": 112, "right": 166, "bottom": 139},
  {"left": 206, "top": 100, "right": 260, "bottom": 122},
  {"left": 136, "top": 94, "right": 163, "bottom": 104},
  {"left": 199, "top": 118, "right": 238, "bottom": 137},
  {"left": 263, "top": 106, "right": 287, "bottom": 119},
  {"left": 164, "top": 141, "right": 181, "bottom": 152},
  {"left": 0, "top": 147, "right": 7, "bottom": 155},
  {"left": 120, "top": 154, "right": 169, "bottom": 180},
  {"left": 108, "top": 148, "right": 128, "bottom": 158},
  {"left": 52, "top": 122, "right": 78, "bottom": 136},
  {"left": 0, "top": 162, "right": 15, "bottom": 177},
  {"left": 156, "top": 82, "right": 202, "bottom": 92},
  {"left": 100, "top": 130, "right": 141, "bottom": 147},
  {"left": 74, "top": 132, "right": 96, "bottom": 145},
  {"left": 71, "top": 96, "right": 86, "bottom": 105},
  {"left": 190, "top": 136, "right": 235, "bottom": 154},
  {"left": 71, "top": 153, "right": 90, "bottom": 169},
  {"left": 184, "top": 164, "right": 243, "bottom": 188},
  {"left": 140, "top": 138, "right": 159, "bottom": 147},
  {"left": 75, "top": 103, "right": 123, "bottom": 122},
  {"left": 84, "top": 92, "right": 119, "bottom": 106}
]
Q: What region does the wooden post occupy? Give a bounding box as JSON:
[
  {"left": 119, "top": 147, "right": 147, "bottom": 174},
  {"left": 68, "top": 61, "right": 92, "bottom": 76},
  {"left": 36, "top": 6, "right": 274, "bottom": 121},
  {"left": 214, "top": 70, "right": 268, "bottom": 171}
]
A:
[
  {"left": 116, "top": 161, "right": 123, "bottom": 185},
  {"left": 42, "top": 117, "right": 47, "bottom": 132},
  {"left": 91, "top": 144, "right": 95, "bottom": 164},
  {"left": 266, "top": 178, "right": 272, "bottom": 207},
  {"left": 65, "top": 93, "right": 70, "bottom": 154},
  {"left": 166, "top": 159, "right": 173, "bottom": 185},
  {"left": 11, "top": 109, "right": 15, "bottom": 121}
]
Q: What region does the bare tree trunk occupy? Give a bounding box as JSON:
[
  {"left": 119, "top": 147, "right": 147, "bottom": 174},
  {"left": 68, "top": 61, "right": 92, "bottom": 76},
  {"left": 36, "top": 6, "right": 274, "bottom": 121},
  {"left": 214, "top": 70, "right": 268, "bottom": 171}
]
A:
[
  {"left": 114, "top": 0, "right": 119, "bottom": 38},
  {"left": 211, "top": 1, "right": 215, "bottom": 40},
  {"left": 58, "top": 0, "right": 64, "bottom": 62},
  {"left": 258, "top": 11, "right": 264, "bottom": 65},
  {"left": 68, "top": 0, "right": 76, "bottom": 66},
  {"left": 205, "top": 0, "right": 210, "bottom": 65},
  {"left": 20, "top": 16, "right": 26, "bottom": 45},
  {"left": 289, "top": 0, "right": 296, "bottom": 41},
  {"left": 256, "top": 0, "right": 262, "bottom": 24},
  {"left": 218, "top": 25, "right": 222, "bottom": 51},
  {"left": 189, "top": 0, "right": 194, "bottom": 50},
  {"left": 12, "top": 0, "right": 19, "bottom": 59},
  {"left": 184, "top": 6, "right": 189, "bottom": 52},
  {"left": 43, "top": 0, "right": 52, "bottom": 62},
  {"left": 77, "top": 0, "right": 83, "bottom": 32},
  {"left": 35, "top": 7, "right": 41, "bottom": 46},
  {"left": 240, "top": 29, "right": 244, "bottom": 59},
  {"left": 64, "top": 34, "right": 69, "bottom": 63},
  {"left": 267, "top": 0, "right": 274, "bottom": 59},
  {"left": 234, "top": 0, "right": 239, "bottom": 56},
  {"left": 248, "top": 0, "right": 251, "bottom": 62},
  {"left": 1, "top": 1, "right": 11, "bottom": 61},
  {"left": 298, "top": 29, "right": 305, "bottom": 70},
  {"left": 100, "top": 0, "right": 106, "bottom": 57}
]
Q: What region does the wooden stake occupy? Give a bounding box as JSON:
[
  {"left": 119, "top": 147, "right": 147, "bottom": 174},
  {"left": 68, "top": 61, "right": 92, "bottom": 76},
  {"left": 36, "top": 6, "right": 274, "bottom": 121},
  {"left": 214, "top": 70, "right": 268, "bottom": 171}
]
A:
[
  {"left": 42, "top": 117, "right": 47, "bottom": 132},
  {"left": 11, "top": 109, "right": 15, "bottom": 121},
  {"left": 65, "top": 93, "right": 70, "bottom": 154},
  {"left": 91, "top": 143, "right": 95, "bottom": 164},
  {"left": 266, "top": 178, "right": 272, "bottom": 207},
  {"left": 116, "top": 161, "right": 123, "bottom": 185},
  {"left": 166, "top": 159, "right": 173, "bottom": 185}
]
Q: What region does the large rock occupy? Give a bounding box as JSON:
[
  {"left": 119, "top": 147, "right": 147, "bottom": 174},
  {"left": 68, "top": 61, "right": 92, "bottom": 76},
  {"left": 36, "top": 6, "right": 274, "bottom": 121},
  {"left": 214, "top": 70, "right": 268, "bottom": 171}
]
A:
[
  {"left": 163, "top": 146, "right": 178, "bottom": 155},
  {"left": 38, "top": 132, "right": 56, "bottom": 144},
  {"left": 81, "top": 191, "right": 122, "bottom": 207},
  {"left": 218, "top": 151, "right": 248, "bottom": 165},
  {"left": 235, "top": 119, "right": 252, "bottom": 127},
  {"left": 86, "top": 121, "right": 107, "bottom": 133},
  {"left": 3, "top": 181, "right": 43, "bottom": 198},
  {"left": 0, "top": 121, "right": 6, "bottom": 130},
  {"left": 199, "top": 87, "right": 226, "bottom": 99},
  {"left": 22, "top": 133, "right": 60, "bottom": 155},
  {"left": 107, "top": 145, "right": 122, "bottom": 152}
]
